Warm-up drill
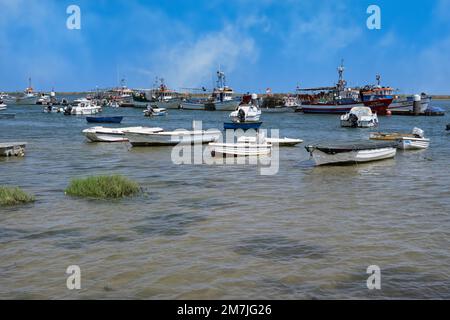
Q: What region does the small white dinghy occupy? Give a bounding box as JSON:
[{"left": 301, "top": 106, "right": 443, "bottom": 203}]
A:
[
  {"left": 305, "top": 141, "right": 397, "bottom": 166},
  {"left": 82, "top": 126, "right": 163, "bottom": 142},
  {"left": 238, "top": 136, "right": 303, "bottom": 147},
  {"left": 209, "top": 142, "right": 272, "bottom": 157},
  {"left": 143, "top": 105, "right": 168, "bottom": 117},
  {"left": 370, "top": 127, "right": 430, "bottom": 150},
  {"left": 340, "top": 107, "right": 378, "bottom": 128}
]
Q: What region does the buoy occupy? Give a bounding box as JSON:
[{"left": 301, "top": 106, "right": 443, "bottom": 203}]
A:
[{"left": 386, "top": 110, "right": 392, "bottom": 116}]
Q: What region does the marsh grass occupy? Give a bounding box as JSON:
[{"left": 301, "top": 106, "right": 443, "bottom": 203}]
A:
[
  {"left": 0, "top": 186, "right": 35, "bottom": 206},
  {"left": 65, "top": 175, "right": 140, "bottom": 199}
]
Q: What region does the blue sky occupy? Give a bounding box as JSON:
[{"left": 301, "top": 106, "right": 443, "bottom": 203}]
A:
[{"left": 1, "top": 0, "right": 450, "bottom": 93}]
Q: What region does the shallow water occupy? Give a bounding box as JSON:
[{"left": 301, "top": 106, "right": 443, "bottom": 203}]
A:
[{"left": 0, "top": 100, "right": 449, "bottom": 299}]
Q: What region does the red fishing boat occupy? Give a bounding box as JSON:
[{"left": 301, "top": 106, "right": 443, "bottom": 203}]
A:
[{"left": 298, "top": 62, "right": 393, "bottom": 115}]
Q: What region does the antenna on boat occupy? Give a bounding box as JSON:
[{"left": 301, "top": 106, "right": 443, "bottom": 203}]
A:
[
  {"left": 337, "top": 59, "right": 346, "bottom": 90},
  {"left": 376, "top": 74, "right": 381, "bottom": 86}
]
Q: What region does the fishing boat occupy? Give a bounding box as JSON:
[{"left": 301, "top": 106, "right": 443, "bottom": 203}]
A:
[
  {"left": 238, "top": 136, "right": 303, "bottom": 147},
  {"left": 370, "top": 127, "right": 430, "bottom": 150},
  {"left": 0, "top": 142, "right": 27, "bottom": 157},
  {"left": 209, "top": 142, "right": 272, "bottom": 157},
  {"left": 133, "top": 78, "right": 182, "bottom": 109},
  {"left": 180, "top": 98, "right": 206, "bottom": 110},
  {"left": 125, "top": 128, "right": 221, "bottom": 147},
  {"left": 83, "top": 126, "right": 163, "bottom": 143},
  {"left": 86, "top": 116, "right": 123, "bottom": 124},
  {"left": 180, "top": 71, "right": 240, "bottom": 111},
  {"left": 0, "top": 93, "right": 14, "bottom": 104},
  {"left": 340, "top": 107, "right": 378, "bottom": 128},
  {"left": 15, "top": 78, "right": 38, "bottom": 105},
  {"left": 298, "top": 62, "right": 392, "bottom": 115},
  {"left": 263, "top": 95, "right": 300, "bottom": 113},
  {"left": 305, "top": 141, "right": 397, "bottom": 166},
  {"left": 64, "top": 99, "right": 102, "bottom": 115},
  {"left": 143, "top": 105, "right": 167, "bottom": 117},
  {"left": 389, "top": 93, "right": 431, "bottom": 113}
]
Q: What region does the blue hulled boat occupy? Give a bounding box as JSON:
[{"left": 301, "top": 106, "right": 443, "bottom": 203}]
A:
[
  {"left": 224, "top": 122, "right": 262, "bottom": 130},
  {"left": 86, "top": 116, "right": 123, "bottom": 124}
]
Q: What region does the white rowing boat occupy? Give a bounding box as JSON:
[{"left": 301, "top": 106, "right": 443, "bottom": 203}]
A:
[
  {"left": 370, "top": 127, "right": 430, "bottom": 150},
  {"left": 209, "top": 142, "right": 272, "bottom": 157},
  {"left": 238, "top": 136, "right": 303, "bottom": 147},
  {"left": 305, "top": 141, "right": 397, "bottom": 166},
  {"left": 125, "top": 129, "right": 221, "bottom": 146},
  {"left": 82, "top": 126, "right": 163, "bottom": 142}
]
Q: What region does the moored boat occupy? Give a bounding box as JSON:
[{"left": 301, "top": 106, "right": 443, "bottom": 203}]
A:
[
  {"left": 143, "top": 106, "right": 167, "bottom": 117},
  {"left": 229, "top": 94, "right": 261, "bottom": 123},
  {"left": 125, "top": 128, "right": 221, "bottom": 147},
  {"left": 133, "top": 78, "right": 182, "bottom": 109},
  {"left": 64, "top": 100, "right": 102, "bottom": 115},
  {"left": 0, "top": 142, "right": 27, "bottom": 157},
  {"left": 298, "top": 62, "right": 392, "bottom": 115},
  {"left": 370, "top": 127, "right": 430, "bottom": 150},
  {"left": 15, "top": 78, "right": 38, "bottom": 105},
  {"left": 86, "top": 116, "right": 123, "bottom": 124},
  {"left": 340, "top": 107, "right": 378, "bottom": 128},
  {"left": 305, "top": 141, "right": 397, "bottom": 166},
  {"left": 238, "top": 136, "right": 303, "bottom": 147},
  {"left": 209, "top": 142, "right": 272, "bottom": 157},
  {"left": 224, "top": 122, "right": 262, "bottom": 131},
  {"left": 83, "top": 126, "right": 162, "bottom": 143}
]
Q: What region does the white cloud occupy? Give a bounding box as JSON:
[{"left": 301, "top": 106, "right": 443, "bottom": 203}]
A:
[{"left": 147, "top": 24, "right": 258, "bottom": 90}]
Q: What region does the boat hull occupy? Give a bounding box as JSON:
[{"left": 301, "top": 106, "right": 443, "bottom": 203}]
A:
[
  {"left": 398, "top": 138, "right": 430, "bottom": 150},
  {"left": 209, "top": 143, "right": 272, "bottom": 157},
  {"left": 84, "top": 132, "right": 128, "bottom": 143},
  {"left": 389, "top": 97, "right": 431, "bottom": 113},
  {"left": 262, "top": 106, "right": 296, "bottom": 113},
  {"left": 207, "top": 100, "right": 241, "bottom": 111},
  {"left": 302, "top": 99, "right": 392, "bottom": 115},
  {"left": 224, "top": 122, "right": 262, "bottom": 130},
  {"left": 14, "top": 96, "right": 37, "bottom": 105},
  {"left": 126, "top": 131, "right": 221, "bottom": 147},
  {"left": 309, "top": 147, "right": 396, "bottom": 166},
  {"left": 86, "top": 116, "right": 123, "bottom": 124},
  {"left": 180, "top": 102, "right": 205, "bottom": 110}
]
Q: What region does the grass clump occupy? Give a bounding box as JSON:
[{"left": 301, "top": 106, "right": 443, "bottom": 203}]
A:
[
  {"left": 65, "top": 175, "right": 140, "bottom": 199},
  {"left": 0, "top": 186, "right": 35, "bottom": 206}
]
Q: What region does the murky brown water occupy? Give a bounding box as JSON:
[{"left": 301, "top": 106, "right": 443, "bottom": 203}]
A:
[{"left": 1, "top": 101, "right": 449, "bottom": 299}]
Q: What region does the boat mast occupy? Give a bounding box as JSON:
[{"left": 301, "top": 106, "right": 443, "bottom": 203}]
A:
[
  {"left": 216, "top": 70, "right": 226, "bottom": 88},
  {"left": 376, "top": 74, "right": 381, "bottom": 86},
  {"left": 337, "top": 59, "right": 346, "bottom": 91}
]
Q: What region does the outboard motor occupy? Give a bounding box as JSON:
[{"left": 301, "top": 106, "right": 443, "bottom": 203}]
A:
[
  {"left": 238, "top": 108, "right": 246, "bottom": 122},
  {"left": 349, "top": 113, "right": 359, "bottom": 128},
  {"left": 412, "top": 127, "right": 424, "bottom": 138},
  {"left": 64, "top": 106, "right": 72, "bottom": 115}
]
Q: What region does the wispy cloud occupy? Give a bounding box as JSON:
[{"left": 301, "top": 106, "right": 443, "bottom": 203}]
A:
[{"left": 148, "top": 25, "right": 257, "bottom": 90}]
